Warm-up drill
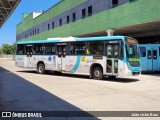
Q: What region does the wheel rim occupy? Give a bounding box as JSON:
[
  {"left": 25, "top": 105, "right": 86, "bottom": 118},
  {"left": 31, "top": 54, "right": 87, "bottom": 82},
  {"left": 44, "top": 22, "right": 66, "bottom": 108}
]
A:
[
  {"left": 94, "top": 70, "right": 100, "bottom": 77},
  {"left": 39, "top": 65, "right": 43, "bottom": 73}
]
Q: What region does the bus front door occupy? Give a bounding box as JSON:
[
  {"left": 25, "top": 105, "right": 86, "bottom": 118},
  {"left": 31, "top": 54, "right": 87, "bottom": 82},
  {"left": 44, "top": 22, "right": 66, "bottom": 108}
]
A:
[
  {"left": 57, "top": 43, "right": 66, "bottom": 71},
  {"left": 106, "top": 44, "right": 119, "bottom": 76},
  {"left": 147, "top": 48, "right": 158, "bottom": 71},
  {"left": 26, "top": 45, "right": 33, "bottom": 68}
]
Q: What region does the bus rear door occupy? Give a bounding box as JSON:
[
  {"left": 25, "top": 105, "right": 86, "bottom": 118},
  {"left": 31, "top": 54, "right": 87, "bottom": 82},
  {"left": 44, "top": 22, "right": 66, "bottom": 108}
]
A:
[
  {"left": 26, "top": 45, "right": 33, "bottom": 68},
  {"left": 57, "top": 43, "right": 66, "bottom": 71},
  {"left": 106, "top": 44, "right": 119, "bottom": 76},
  {"left": 147, "top": 47, "right": 159, "bottom": 71}
]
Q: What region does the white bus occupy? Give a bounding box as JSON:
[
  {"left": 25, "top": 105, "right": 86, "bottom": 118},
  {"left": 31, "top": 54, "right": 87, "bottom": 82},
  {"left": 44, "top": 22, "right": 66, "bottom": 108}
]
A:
[{"left": 15, "top": 36, "right": 141, "bottom": 80}]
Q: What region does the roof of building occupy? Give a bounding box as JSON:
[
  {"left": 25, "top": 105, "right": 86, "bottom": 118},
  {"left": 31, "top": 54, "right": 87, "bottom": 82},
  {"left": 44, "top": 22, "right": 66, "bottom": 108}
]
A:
[{"left": 0, "top": 0, "right": 21, "bottom": 28}]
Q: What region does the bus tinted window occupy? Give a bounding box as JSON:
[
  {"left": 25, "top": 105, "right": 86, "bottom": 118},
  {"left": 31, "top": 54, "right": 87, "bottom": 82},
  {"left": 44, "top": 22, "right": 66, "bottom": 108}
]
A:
[
  {"left": 44, "top": 44, "right": 55, "bottom": 54},
  {"left": 17, "top": 44, "right": 25, "bottom": 55},
  {"left": 120, "top": 43, "right": 124, "bottom": 60},
  {"left": 153, "top": 50, "right": 157, "bottom": 59},
  {"left": 159, "top": 47, "right": 160, "bottom": 56},
  {"left": 71, "top": 42, "right": 85, "bottom": 55},
  {"left": 140, "top": 47, "right": 146, "bottom": 57},
  {"left": 34, "top": 44, "right": 44, "bottom": 54},
  {"left": 148, "top": 50, "right": 151, "bottom": 59},
  {"left": 87, "top": 41, "right": 103, "bottom": 55}
]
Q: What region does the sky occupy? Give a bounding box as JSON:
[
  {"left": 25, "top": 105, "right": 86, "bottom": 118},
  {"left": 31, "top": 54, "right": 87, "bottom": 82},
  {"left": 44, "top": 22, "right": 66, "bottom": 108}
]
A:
[{"left": 0, "top": 0, "right": 61, "bottom": 47}]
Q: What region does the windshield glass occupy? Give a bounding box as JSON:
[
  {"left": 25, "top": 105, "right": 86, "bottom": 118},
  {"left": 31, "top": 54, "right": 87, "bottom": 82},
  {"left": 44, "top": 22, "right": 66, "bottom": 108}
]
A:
[{"left": 126, "top": 38, "right": 140, "bottom": 67}]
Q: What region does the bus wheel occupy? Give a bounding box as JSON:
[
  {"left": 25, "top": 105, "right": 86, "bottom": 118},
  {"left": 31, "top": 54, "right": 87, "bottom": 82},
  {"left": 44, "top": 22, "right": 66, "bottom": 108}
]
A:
[
  {"left": 93, "top": 67, "right": 103, "bottom": 80},
  {"left": 37, "top": 64, "right": 45, "bottom": 74},
  {"left": 108, "top": 76, "right": 116, "bottom": 79}
]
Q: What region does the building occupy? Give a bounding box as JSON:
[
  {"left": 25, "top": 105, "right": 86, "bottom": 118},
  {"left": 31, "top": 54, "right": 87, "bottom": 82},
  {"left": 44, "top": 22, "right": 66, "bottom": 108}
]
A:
[
  {"left": 16, "top": 0, "right": 160, "bottom": 43},
  {"left": 0, "top": 0, "right": 21, "bottom": 28}
]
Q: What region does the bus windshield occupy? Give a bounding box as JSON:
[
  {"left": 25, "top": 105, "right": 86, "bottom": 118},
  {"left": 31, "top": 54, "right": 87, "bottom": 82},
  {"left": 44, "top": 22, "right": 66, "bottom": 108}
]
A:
[{"left": 126, "top": 38, "right": 140, "bottom": 67}]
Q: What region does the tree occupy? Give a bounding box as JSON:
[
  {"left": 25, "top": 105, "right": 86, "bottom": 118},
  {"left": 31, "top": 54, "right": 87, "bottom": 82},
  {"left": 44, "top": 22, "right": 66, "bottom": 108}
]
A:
[{"left": 0, "top": 43, "right": 15, "bottom": 55}]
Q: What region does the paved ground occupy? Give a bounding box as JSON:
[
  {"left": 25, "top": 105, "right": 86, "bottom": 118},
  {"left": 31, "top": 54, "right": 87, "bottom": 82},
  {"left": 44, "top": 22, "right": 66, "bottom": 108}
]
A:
[{"left": 0, "top": 60, "right": 160, "bottom": 120}]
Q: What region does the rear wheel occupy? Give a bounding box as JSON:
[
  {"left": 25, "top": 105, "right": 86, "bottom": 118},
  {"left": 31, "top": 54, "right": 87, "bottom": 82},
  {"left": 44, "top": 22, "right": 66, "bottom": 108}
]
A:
[
  {"left": 37, "top": 64, "right": 45, "bottom": 74},
  {"left": 92, "top": 67, "right": 103, "bottom": 80}
]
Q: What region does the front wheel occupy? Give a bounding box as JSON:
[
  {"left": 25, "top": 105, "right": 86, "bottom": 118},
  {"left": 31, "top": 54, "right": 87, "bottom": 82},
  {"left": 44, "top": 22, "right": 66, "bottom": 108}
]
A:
[
  {"left": 37, "top": 64, "right": 45, "bottom": 74},
  {"left": 92, "top": 67, "right": 103, "bottom": 80}
]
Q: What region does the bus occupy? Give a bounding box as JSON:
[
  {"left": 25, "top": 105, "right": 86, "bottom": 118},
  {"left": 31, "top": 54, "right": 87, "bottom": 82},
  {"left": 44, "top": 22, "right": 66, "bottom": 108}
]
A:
[
  {"left": 139, "top": 44, "right": 160, "bottom": 71},
  {"left": 15, "top": 36, "right": 141, "bottom": 80}
]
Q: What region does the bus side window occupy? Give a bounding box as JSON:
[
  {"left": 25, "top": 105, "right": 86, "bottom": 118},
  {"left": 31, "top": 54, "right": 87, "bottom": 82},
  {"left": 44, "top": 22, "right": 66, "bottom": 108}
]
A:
[
  {"left": 153, "top": 50, "right": 157, "bottom": 59},
  {"left": 120, "top": 43, "right": 124, "bottom": 60},
  {"left": 140, "top": 47, "right": 146, "bottom": 57},
  {"left": 159, "top": 47, "right": 160, "bottom": 56},
  {"left": 17, "top": 44, "right": 25, "bottom": 55},
  {"left": 70, "top": 43, "right": 75, "bottom": 54},
  {"left": 34, "top": 44, "right": 43, "bottom": 54},
  {"left": 148, "top": 50, "right": 151, "bottom": 59},
  {"left": 106, "top": 45, "right": 112, "bottom": 58},
  {"left": 75, "top": 42, "right": 85, "bottom": 55},
  {"left": 87, "top": 41, "right": 103, "bottom": 55},
  {"left": 44, "top": 43, "right": 55, "bottom": 54},
  {"left": 114, "top": 45, "right": 119, "bottom": 58}
]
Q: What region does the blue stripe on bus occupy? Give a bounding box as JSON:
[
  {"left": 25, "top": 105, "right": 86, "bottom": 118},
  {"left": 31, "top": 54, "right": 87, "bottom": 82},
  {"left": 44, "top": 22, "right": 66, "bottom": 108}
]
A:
[{"left": 72, "top": 56, "right": 81, "bottom": 73}]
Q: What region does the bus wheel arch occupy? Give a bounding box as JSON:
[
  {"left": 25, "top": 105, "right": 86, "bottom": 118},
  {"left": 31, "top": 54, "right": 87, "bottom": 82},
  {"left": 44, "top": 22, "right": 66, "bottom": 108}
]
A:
[
  {"left": 37, "top": 61, "right": 46, "bottom": 74},
  {"left": 90, "top": 64, "right": 103, "bottom": 80}
]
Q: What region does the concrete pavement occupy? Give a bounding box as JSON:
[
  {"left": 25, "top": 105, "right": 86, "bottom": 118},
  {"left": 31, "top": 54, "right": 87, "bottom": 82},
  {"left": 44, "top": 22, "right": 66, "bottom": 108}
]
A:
[{"left": 0, "top": 60, "right": 160, "bottom": 120}]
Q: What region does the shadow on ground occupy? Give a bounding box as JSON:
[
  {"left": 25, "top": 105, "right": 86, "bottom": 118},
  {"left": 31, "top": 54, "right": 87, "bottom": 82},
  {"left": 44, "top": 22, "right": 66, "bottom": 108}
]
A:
[
  {"left": 141, "top": 71, "right": 160, "bottom": 77},
  {"left": 0, "top": 67, "right": 99, "bottom": 120},
  {"left": 17, "top": 70, "right": 139, "bottom": 83}
]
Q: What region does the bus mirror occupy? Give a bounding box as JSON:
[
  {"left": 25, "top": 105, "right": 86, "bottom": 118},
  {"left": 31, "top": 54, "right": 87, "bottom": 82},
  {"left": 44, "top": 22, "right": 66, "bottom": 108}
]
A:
[{"left": 129, "top": 47, "right": 133, "bottom": 55}]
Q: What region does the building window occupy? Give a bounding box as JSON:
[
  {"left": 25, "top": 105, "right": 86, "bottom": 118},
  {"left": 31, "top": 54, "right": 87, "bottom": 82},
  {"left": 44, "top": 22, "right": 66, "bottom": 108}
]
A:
[
  {"left": 67, "top": 15, "right": 70, "bottom": 24},
  {"left": 37, "top": 28, "right": 39, "bottom": 34},
  {"left": 112, "top": 0, "right": 118, "bottom": 7},
  {"left": 52, "top": 22, "right": 54, "bottom": 29},
  {"left": 72, "top": 13, "right": 76, "bottom": 22},
  {"left": 35, "top": 29, "right": 36, "bottom": 34},
  {"left": 59, "top": 18, "right": 62, "bottom": 26},
  {"left": 82, "top": 8, "right": 86, "bottom": 18},
  {"left": 48, "top": 24, "right": 50, "bottom": 30},
  {"left": 88, "top": 6, "right": 92, "bottom": 16}
]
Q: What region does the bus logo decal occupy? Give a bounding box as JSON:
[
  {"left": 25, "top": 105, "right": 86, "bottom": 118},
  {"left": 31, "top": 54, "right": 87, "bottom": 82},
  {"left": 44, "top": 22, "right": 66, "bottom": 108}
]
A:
[{"left": 48, "top": 56, "right": 52, "bottom": 61}]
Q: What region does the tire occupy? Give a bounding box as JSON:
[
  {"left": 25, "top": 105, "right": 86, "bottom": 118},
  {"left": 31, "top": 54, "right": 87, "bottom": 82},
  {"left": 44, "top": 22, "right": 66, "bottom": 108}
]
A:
[
  {"left": 37, "top": 64, "right": 45, "bottom": 74},
  {"left": 92, "top": 67, "right": 103, "bottom": 80},
  {"left": 108, "top": 76, "right": 116, "bottom": 79}
]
